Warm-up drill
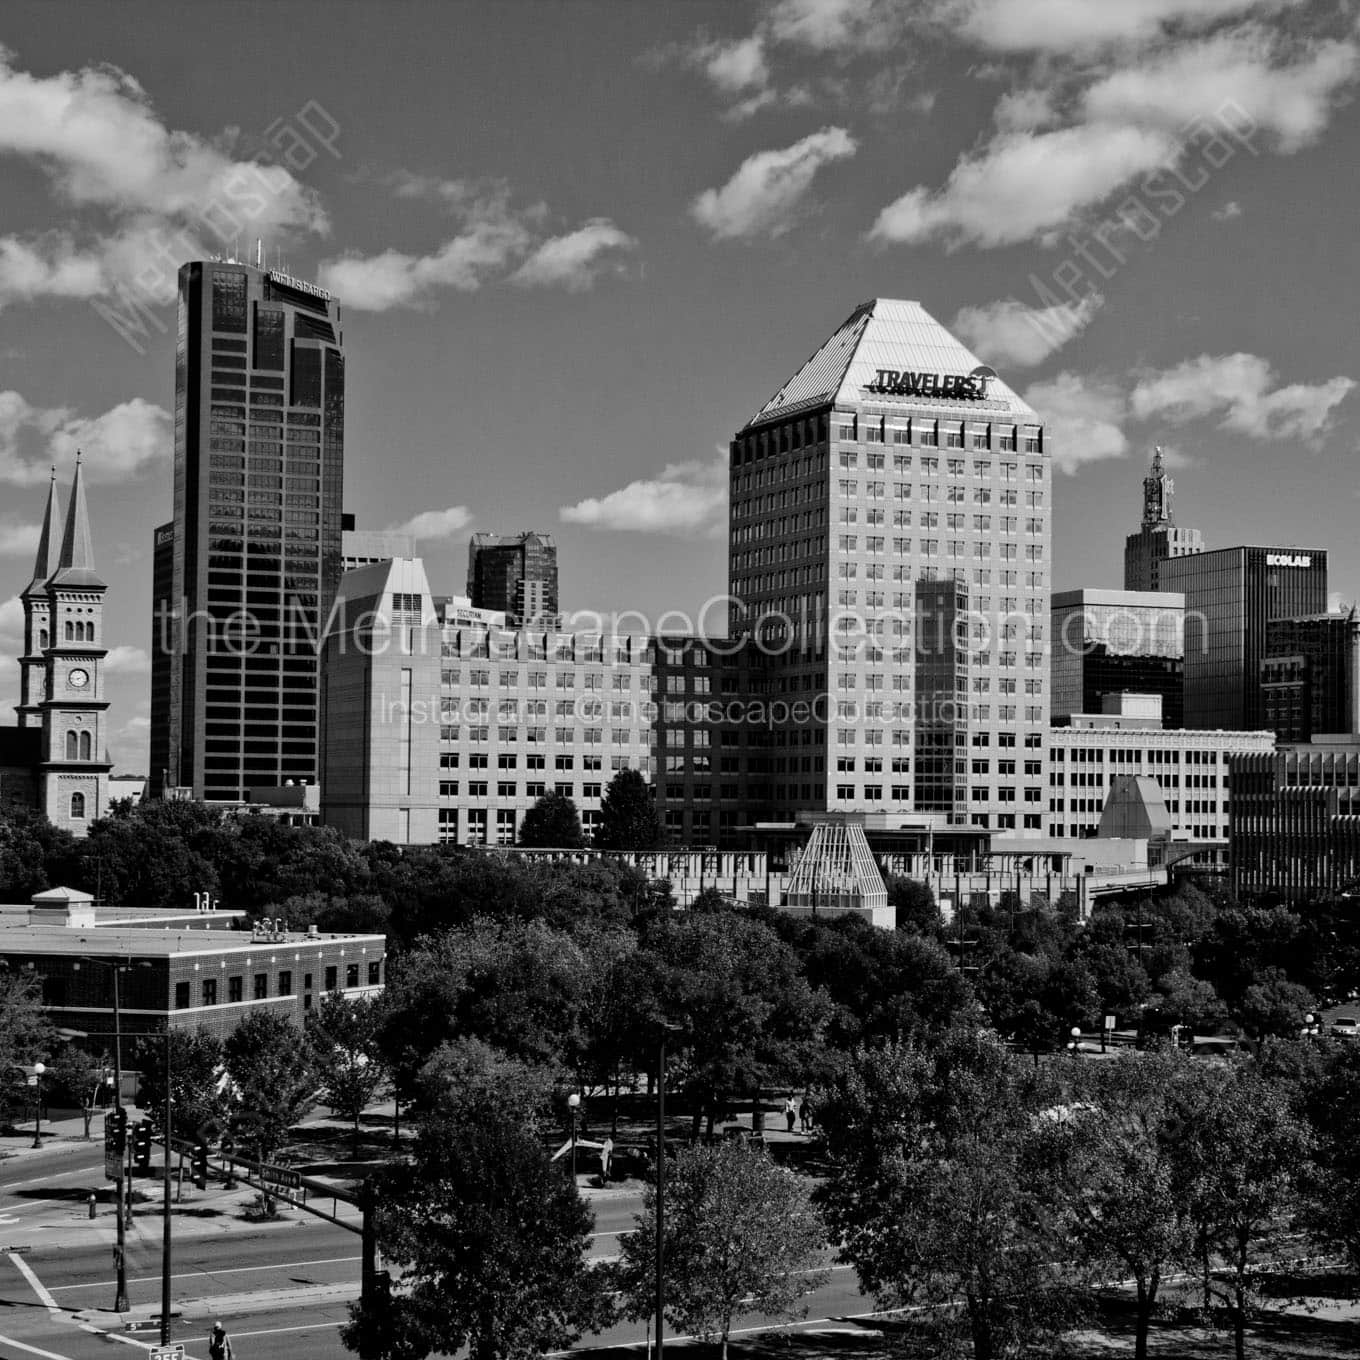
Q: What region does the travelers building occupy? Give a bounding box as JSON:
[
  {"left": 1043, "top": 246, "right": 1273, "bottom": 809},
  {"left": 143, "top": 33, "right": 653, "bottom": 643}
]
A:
[
  {"left": 0, "top": 460, "right": 112, "bottom": 835},
  {"left": 150, "top": 258, "right": 346, "bottom": 802}
]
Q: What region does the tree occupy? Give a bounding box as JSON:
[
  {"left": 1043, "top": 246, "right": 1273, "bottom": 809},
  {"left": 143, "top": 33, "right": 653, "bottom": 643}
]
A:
[
  {"left": 0, "top": 971, "right": 55, "bottom": 1126},
  {"left": 0, "top": 806, "right": 77, "bottom": 901},
  {"left": 592, "top": 769, "right": 662, "bottom": 850},
  {"left": 887, "top": 876, "right": 941, "bottom": 934},
  {"left": 341, "top": 1039, "right": 609, "bottom": 1360},
  {"left": 518, "top": 792, "right": 585, "bottom": 849},
  {"left": 1298, "top": 1039, "right": 1360, "bottom": 1272},
  {"left": 223, "top": 1011, "right": 319, "bottom": 1161},
  {"left": 135, "top": 1028, "right": 234, "bottom": 1143},
  {"left": 308, "top": 992, "right": 387, "bottom": 1146},
  {"left": 1233, "top": 968, "right": 1315, "bottom": 1045},
  {"left": 817, "top": 1028, "right": 1080, "bottom": 1360},
  {"left": 615, "top": 1141, "right": 826, "bottom": 1360}
]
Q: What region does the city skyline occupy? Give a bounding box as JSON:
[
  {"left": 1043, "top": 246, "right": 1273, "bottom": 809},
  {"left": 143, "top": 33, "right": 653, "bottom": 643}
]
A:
[{"left": 2, "top": 0, "right": 1359, "bottom": 771}]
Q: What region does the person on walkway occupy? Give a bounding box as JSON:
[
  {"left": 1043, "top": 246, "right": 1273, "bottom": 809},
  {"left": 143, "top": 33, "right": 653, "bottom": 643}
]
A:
[
  {"left": 600, "top": 1135, "right": 614, "bottom": 1184},
  {"left": 209, "top": 1321, "right": 234, "bottom": 1360},
  {"left": 798, "top": 1096, "right": 811, "bottom": 1133},
  {"left": 784, "top": 1094, "right": 797, "bottom": 1133}
]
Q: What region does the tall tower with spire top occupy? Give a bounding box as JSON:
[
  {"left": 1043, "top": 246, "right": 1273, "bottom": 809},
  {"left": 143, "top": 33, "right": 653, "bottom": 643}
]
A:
[
  {"left": 1124, "top": 448, "right": 1205, "bottom": 591},
  {"left": 38, "top": 455, "right": 111, "bottom": 832},
  {"left": 16, "top": 471, "right": 63, "bottom": 730}
]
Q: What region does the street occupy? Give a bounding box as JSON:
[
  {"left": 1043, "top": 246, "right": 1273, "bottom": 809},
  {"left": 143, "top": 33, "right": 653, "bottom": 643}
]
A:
[{"left": 0, "top": 1133, "right": 884, "bottom": 1359}]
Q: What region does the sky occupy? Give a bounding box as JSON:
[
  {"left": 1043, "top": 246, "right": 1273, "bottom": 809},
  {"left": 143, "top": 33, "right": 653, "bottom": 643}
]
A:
[{"left": 1, "top": 0, "right": 1359, "bottom": 773}]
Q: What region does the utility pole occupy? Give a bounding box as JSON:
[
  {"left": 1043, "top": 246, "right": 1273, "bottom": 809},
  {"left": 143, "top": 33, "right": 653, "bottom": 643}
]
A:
[
  {"left": 655, "top": 1031, "right": 667, "bottom": 1360},
  {"left": 160, "top": 1028, "right": 172, "bottom": 1347},
  {"left": 111, "top": 965, "right": 129, "bottom": 1312}
]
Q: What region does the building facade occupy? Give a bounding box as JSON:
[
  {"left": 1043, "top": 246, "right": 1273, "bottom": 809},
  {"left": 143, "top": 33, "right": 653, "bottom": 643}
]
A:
[
  {"left": 1051, "top": 588, "right": 1185, "bottom": 727},
  {"left": 1230, "top": 737, "right": 1360, "bottom": 901},
  {"left": 1160, "top": 546, "right": 1328, "bottom": 732},
  {"left": 725, "top": 298, "right": 1052, "bottom": 836},
  {"left": 1260, "top": 609, "right": 1360, "bottom": 742},
  {"left": 1, "top": 461, "right": 112, "bottom": 835},
  {"left": 1123, "top": 447, "right": 1204, "bottom": 591},
  {"left": 341, "top": 525, "right": 415, "bottom": 572},
  {"left": 1049, "top": 715, "right": 1274, "bottom": 842},
  {"left": 151, "top": 259, "right": 345, "bottom": 802},
  {"left": 466, "top": 531, "right": 559, "bottom": 624}
]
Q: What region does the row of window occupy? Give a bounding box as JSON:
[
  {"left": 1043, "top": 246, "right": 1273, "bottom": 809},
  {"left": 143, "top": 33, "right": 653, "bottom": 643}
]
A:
[{"left": 173, "top": 960, "right": 380, "bottom": 1009}]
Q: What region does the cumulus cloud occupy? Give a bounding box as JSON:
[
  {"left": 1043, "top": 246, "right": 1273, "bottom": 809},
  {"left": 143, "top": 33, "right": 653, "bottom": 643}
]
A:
[
  {"left": 509, "top": 219, "right": 637, "bottom": 291},
  {"left": 0, "top": 47, "right": 325, "bottom": 309},
  {"left": 104, "top": 645, "right": 150, "bottom": 675},
  {"left": 1131, "top": 353, "right": 1355, "bottom": 441},
  {"left": 1025, "top": 372, "right": 1130, "bottom": 474},
  {"left": 952, "top": 294, "right": 1102, "bottom": 369},
  {"left": 691, "top": 127, "right": 857, "bottom": 240},
  {"left": 0, "top": 391, "right": 170, "bottom": 485},
  {"left": 388, "top": 506, "right": 475, "bottom": 541},
  {"left": 560, "top": 452, "right": 728, "bottom": 536},
  {"left": 944, "top": 0, "right": 1305, "bottom": 56},
  {"left": 766, "top": 0, "right": 911, "bottom": 52}
]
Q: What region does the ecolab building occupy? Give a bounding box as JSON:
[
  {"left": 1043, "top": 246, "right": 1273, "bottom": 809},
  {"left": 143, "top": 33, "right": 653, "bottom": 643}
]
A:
[{"left": 321, "top": 300, "right": 1054, "bottom": 846}]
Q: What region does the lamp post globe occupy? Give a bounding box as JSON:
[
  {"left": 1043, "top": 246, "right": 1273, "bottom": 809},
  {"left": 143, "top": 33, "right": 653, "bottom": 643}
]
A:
[
  {"left": 567, "top": 1093, "right": 581, "bottom": 1183},
  {"left": 31, "top": 1062, "right": 46, "bottom": 1147}
]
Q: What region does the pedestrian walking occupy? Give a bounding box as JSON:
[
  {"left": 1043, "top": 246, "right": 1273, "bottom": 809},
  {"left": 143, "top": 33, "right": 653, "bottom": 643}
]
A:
[
  {"left": 784, "top": 1094, "right": 797, "bottom": 1133},
  {"left": 600, "top": 1135, "right": 613, "bottom": 1184},
  {"left": 208, "top": 1321, "right": 234, "bottom": 1360},
  {"left": 798, "top": 1096, "right": 810, "bottom": 1133}
]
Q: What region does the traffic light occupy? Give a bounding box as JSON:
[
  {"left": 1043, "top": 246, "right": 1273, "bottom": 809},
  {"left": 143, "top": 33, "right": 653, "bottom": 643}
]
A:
[
  {"left": 192, "top": 1144, "right": 208, "bottom": 1191},
  {"left": 108, "top": 1107, "right": 127, "bottom": 1147},
  {"left": 131, "top": 1121, "right": 151, "bottom": 1173}
]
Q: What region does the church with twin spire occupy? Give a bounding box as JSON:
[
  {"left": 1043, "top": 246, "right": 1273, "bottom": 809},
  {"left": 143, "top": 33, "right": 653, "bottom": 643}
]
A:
[{"left": 0, "top": 457, "right": 112, "bottom": 835}]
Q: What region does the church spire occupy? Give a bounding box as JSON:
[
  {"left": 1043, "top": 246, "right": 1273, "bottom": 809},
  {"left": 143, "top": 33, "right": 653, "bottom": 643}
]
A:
[
  {"left": 49, "top": 452, "right": 105, "bottom": 590},
  {"left": 23, "top": 468, "right": 63, "bottom": 596}
]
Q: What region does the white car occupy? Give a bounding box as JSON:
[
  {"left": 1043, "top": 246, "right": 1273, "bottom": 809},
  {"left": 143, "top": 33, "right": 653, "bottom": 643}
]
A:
[{"left": 1331, "top": 1016, "right": 1360, "bottom": 1038}]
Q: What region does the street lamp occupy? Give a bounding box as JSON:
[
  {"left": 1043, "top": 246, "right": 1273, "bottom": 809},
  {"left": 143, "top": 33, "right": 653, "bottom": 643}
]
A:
[
  {"left": 1303, "top": 1012, "right": 1321, "bottom": 1038},
  {"left": 1067, "top": 1027, "right": 1082, "bottom": 1058},
  {"left": 567, "top": 1093, "right": 580, "bottom": 1184},
  {"left": 30, "top": 1062, "right": 45, "bottom": 1147}
]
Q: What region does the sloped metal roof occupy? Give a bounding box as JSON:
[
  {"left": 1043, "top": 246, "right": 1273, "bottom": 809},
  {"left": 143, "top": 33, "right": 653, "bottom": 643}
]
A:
[{"left": 744, "top": 298, "right": 1037, "bottom": 430}]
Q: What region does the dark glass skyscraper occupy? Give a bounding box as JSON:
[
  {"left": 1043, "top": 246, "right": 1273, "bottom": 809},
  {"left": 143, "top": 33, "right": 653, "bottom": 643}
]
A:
[
  {"left": 151, "top": 260, "right": 344, "bottom": 800},
  {"left": 466, "top": 531, "right": 558, "bottom": 623}
]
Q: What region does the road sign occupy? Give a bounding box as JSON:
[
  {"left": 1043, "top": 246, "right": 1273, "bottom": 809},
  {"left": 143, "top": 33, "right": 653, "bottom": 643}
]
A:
[
  {"left": 1104, "top": 1014, "right": 1117, "bottom": 1031},
  {"left": 149, "top": 1346, "right": 184, "bottom": 1360}
]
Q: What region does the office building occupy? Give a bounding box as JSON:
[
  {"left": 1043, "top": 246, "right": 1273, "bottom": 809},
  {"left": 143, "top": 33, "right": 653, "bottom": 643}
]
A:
[
  {"left": 151, "top": 259, "right": 345, "bottom": 801},
  {"left": 1260, "top": 609, "right": 1360, "bottom": 742},
  {"left": 1050, "top": 705, "right": 1273, "bottom": 842},
  {"left": 726, "top": 298, "right": 1051, "bottom": 835},
  {"left": 467, "top": 531, "right": 558, "bottom": 624},
  {"left": 1051, "top": 588, "right": 1184, "bottom": 727},
  {"left": 1230, "top": 737, "right": 1360, "bottom": 902},
  {"left": 341, "top": 526, "right": 415, "bottom": 572},
  {"left": 0, "top": 461, "right": 112, "bottom": 835},
  {"left": 1160, "top": 546, "right": 1328, "bottom": 731},
  {"left": 1123, "top": 447, "right": 1204, "bottom": 591}
]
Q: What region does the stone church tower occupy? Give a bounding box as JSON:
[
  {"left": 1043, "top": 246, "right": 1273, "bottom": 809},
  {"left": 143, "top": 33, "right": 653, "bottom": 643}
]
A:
[{"left": 17, "top": 457, "right": 112, "bottom": 833}]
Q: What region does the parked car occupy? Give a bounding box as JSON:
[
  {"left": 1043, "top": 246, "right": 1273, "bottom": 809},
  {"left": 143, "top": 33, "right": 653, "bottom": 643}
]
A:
[{"left": 1330, "top": 1015, "right": 1360, "bottom": 1038}]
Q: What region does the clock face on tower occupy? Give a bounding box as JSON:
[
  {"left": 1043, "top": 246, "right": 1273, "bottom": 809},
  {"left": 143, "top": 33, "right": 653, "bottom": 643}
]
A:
[{"left": 68, "top": 668, "right": 89, "bottom": 690}]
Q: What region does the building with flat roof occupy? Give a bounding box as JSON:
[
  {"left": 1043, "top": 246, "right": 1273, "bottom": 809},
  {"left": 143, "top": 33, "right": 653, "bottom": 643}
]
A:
[
  {"left": 1230, "top": 737, "right": 1360, "bottom": 902},
  {"left": 467, "top": 532, "right": 558, "bottom": 625},
  {"left": 342, "top": 526, "right": 415, "bottom": 572},
  {"left": 1051, "top": 587, "right": 1184, "bottom": 727},
  {"left": 1124, "top": 448, "right": 1204, "bottom": 591},
  {"left": 1160, "top": 545, "right": 1328, "bottom": 732},
  {"left": 0, "top": 888, "right": 384, "bottom": 1037},
  {"left": 1260, "top": 609, "right": 1360, "bottom": 743},
  {"left": 151, "top": 258, "right": 346, "bottom": 802}
]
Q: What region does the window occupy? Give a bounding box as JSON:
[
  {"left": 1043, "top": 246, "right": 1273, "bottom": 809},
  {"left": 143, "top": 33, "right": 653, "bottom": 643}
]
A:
[
  {"left": 254, "top": 973, "right": 268, "bottom": 1000},
  {"left": 346, "top": 963, "right": 360, "bottom": 988},
  {"left": 202, "top": 977, "right": 218, "bottom": 1006},
  {"left": 324, "top": 965, "right": 338, "bottom": 991},
  {"left": 279, "top": 970, "right": 293, "bottom": 995},
  {"left": 227, "top": 975, "right": 243, "bottom": 1004},
  {"left": 368, "top": 960, "right": 381, "bottom": 986},
  {"left": 70, "top": 791, "right": 85, "bottom": 819},
  {"left": 174, "top": 981, "right": 190, "bottom": 1010}
]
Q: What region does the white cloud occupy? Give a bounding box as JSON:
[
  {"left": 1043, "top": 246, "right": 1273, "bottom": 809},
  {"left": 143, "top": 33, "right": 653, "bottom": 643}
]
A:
[
  {"left": 0, "top": 594, "right": 21, "bottom": 642},
  {"left": 0, "top": 391, "right": 170, "bottom": 486},
  {"left": 509, "top": 219, "right": 637, "bottom": 291},
  {"left": 872, "top": 123, "right": 1175, "bottom": 248},
  {"left": 0, "top": 521, "right": 40, "bottom": 558},
  {"left": 699, "top": 34, "right": 771, "bottom": 93},
  {"left": 104, "top": 645, "right": 150, "bottom": 675},
  {"left": 1212, "top": 200, "right": 1243, "bottom": 220},
  {"left": 952, "top": 294, "right": 1102, "bottom": 369},
  {"left": 560, "top": 452, "right": 728, "bottom": 536},
  {"left": 388, "top": 506, "right": 474, "bottom": 541},
  {"left": 1130, "top": 353, "right": 1356, "bottom": 440},
  {"left": 1024, "top": 372, "right": 1130, "bottom": 474},
  {"left": 943, "top": 0, "right": 1304, "bottom": 57},
  {"left": 766, "top": 0, "right": 909, "bottom": 52},
  {"left": 0, "top": 48, "right": 325, "bottom": 309},
  {"left": 691, "top": 126, "right": 857, "bottom": 240},
  {"left": 1080, "top": 30, "right": 1359, "bottom": 153}
]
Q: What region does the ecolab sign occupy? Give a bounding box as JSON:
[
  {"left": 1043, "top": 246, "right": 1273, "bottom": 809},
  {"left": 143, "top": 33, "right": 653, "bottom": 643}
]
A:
[{"left": 1266, "top": 553, "right": 1312, "bottom": 568}]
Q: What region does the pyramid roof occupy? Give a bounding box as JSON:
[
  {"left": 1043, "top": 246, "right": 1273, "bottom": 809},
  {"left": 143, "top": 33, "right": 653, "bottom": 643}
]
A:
[{"left": 741, "top": 298, "right": 1037, "bottom": 431}]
